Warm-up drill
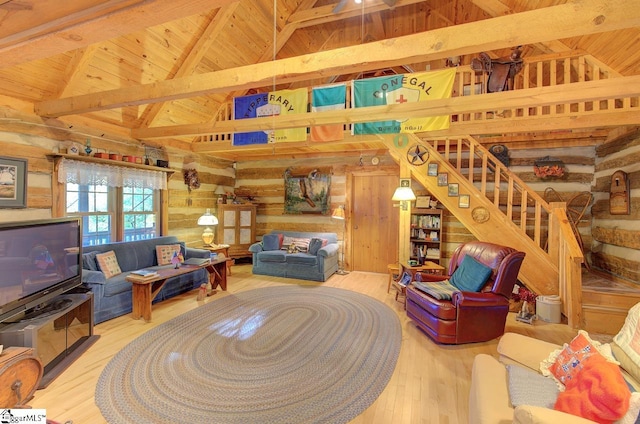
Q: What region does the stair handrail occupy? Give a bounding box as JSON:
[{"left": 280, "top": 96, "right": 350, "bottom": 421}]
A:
[
  {"left": 549, "top": 203, "right": 585, "bottom": 328},
  {"left": 419, "top": 135, "right": 584, "bottom": 327},
  {"left": 421, "top": 136, "right": 552, "bottom": 250}
]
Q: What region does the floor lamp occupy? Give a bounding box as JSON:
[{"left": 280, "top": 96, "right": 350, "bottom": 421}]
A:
[{"left": 331, "top": 205, "right": 349, "bottom": 275}]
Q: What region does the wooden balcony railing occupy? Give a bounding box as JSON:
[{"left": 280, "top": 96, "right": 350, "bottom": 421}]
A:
[{"left": 195, "top": 52, "right": 637, "bottom": 144}]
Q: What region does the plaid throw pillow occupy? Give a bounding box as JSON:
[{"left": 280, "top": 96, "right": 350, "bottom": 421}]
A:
[{"left": 413, "top": 280, "right": 459, "bottom": 300}]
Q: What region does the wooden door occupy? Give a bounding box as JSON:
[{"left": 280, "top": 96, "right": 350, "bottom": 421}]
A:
[{"left": 349, "top": 172, "right": 399, "bottom": 273}]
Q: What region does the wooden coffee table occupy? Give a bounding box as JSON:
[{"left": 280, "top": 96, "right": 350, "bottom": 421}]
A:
[{"left": 127, "top": 257, "right": 229, "bottom": 321}]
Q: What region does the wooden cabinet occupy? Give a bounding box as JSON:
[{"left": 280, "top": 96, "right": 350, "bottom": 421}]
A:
[
  {"left": 409, "top": 209, "right": 443, "bottom": 264},
  {"left": 216, "top": 204, "right": 256, "bottom": 258}
]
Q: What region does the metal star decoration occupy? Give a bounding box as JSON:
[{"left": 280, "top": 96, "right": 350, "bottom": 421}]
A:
[{"left": 406, "top": 144, "right": 429, "bottom": 166}]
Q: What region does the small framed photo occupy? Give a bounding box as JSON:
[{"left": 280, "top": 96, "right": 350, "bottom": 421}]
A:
[
  {"left": 415, "top": 196, "right": 431, "bottom": 208},
  {"left": 0, "top": 156, "right": 27, "bottom": 208},
  {"left": 459, "top": 194, "right": 470, "bottom": 208},
  {"left": 437, "top": 173, "right": 448, "bottom": 186},
  {"left": 427, "top": 163, "right": 438, "bottom": 177},
  {"left": 448, "top": 183, "right": 459, "bottom": 197}
]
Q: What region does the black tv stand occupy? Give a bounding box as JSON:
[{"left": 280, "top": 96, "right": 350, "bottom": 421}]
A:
[{"left": 0, "top": 290, "right": 99, "bottom": 388}]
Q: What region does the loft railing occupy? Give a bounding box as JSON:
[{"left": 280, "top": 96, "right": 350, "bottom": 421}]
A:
[{"left": 194, "top": 52, "right": 637, "bottom": 144}]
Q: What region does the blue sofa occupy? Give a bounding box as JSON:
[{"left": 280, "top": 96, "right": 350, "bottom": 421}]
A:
[
  {"left": 249, "top": 230, "right": 339, "bottom": 282},
  {"left": 81, "top": 236, "right": 210, "bottom": 324}
]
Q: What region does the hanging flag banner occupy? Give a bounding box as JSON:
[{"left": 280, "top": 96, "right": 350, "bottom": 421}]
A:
[
  {"left": 233, "top": 88, "right": 308, "bottom": 145},
  {"left": 310, "top": 83, "right": 347, "bottom": 142},
  {"left": 351, "top": 68, "right": 456, "bottom": 135}
]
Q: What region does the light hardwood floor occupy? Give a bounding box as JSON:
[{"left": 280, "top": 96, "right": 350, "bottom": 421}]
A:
[{"left": 33, "top": 264, "right": 580, "bottom": 424}]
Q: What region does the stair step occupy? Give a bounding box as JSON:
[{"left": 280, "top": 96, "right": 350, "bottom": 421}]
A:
[
  {"left": 582, "top": 288, "right": 640, "bottom": 310},
  {"left": 582, "top": 304, "right": 629, "bottom": 335}
]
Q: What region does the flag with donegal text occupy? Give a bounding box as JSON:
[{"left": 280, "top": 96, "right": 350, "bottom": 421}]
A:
[
  {"left": 233, "top": 88, "right": 308, "bottom": 146},
  {"left": 351, "top": 68, "right": 456, "bottom": 135},
  {"left": 310, "top": 83, "right": 346, "bottom": 142}
]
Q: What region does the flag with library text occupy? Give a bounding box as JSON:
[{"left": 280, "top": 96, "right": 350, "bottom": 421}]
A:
[
  {"left": 233, "top": 88, "right": 308, "bottom": 145},
  {"left": 351, "top": 68, "right": 456, "bottom": 134},
  {"left": 310, "top": 83, "right": 346, "bottom": 142}
]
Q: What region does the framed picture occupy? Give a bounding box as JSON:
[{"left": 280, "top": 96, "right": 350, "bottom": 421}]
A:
[
  {"left": 448, "top": 183, "right": 459, "bottom": 197},
  {"left": 459, "top": 194, "right": 470, "bottom": 208},
  {"left": 437, "top": 173, "right": 448, "bottom": 186},
  {"left": 0, "top": 156, "right": 27, "bottom": 208},
  {"left": 415, "top": 196, "right": 431, "bottom": 208},
  {"left": 427, "top": 163, "right": 438, "bottom": 177},
  {"left": 284, "top": 171, "right": 331, "bottom": 215}
]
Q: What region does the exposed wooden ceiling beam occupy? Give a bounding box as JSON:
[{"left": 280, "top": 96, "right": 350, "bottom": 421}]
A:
[
  {"left": 0, "top": 0, "right": 237, "bottom": 69},
  {"left": 471, "top": 0, "right": 574, "bottom": 54},
  {"left": 131, "top": 75, "right": 640, "bottom": 139},
  {"left": 35, "top": 0, "right": 640, "bottom": 118}
]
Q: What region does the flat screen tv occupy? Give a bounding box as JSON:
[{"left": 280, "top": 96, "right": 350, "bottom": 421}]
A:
[{"left": 0, "top": 217, "right": 82, "bottom": 322}]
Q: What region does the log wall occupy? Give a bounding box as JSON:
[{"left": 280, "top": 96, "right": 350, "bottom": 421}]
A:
[
  {"left": 0, "top": 104, "right": 232, "bottom": 248},
  {"left": 591, "top": 131, "right": 640, "bottom": 283}
]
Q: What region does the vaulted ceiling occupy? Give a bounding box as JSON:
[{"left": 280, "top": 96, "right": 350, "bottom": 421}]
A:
[{"left": 1, "top": 0, "right": 639, "bottom": 160}]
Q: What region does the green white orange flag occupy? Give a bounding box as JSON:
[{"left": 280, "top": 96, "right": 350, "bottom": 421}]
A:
[{"left": 310, "top": 83, "right": 347, "bottom": 142}]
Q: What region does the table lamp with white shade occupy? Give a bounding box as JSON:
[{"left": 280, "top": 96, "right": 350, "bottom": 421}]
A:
[{"left": 197, "top": 208, "right": 218, "bottom": 246}]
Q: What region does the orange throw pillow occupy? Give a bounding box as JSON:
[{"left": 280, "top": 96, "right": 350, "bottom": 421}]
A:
[{"left": 554, "top": 355, "right": 631, "bottom": 423}]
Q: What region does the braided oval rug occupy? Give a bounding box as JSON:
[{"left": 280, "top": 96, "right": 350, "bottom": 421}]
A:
[{"left": 96, "top": 285, "right": 401, "bottom": 424}]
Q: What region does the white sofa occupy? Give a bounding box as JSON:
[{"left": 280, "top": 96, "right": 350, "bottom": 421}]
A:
[{"left": 469, "top": 330, "right": 640, "bottom": 424}]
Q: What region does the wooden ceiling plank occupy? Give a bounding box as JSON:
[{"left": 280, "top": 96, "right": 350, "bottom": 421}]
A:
[
  {"left": 0, "top": 0, "right": 145, "bottom": 48},
  {"left": 288, "top": 0, "right": 427, "bottom": 29},
  {"left": 54, "top": 44, "right": 101, "bottom": 99},
  {"left": 36, "top": 0, "right": 640, "bottom": 118},
  {"left": 139, "top": 3, "right": 240, "bottom": 129},
  {"left": 131, "top": 75, "right": 640, "bottom": 139},
  {"left": 0, "top": 0, "right": 237, "bottom": 69}
]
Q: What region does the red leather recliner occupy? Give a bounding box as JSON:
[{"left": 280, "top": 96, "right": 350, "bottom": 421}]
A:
[{"left": 406, "top": 241, "right": 525, "bottom": 344}]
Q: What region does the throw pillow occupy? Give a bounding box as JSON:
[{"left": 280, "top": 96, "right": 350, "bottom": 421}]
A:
[
  {"left": 554, "top": 354, "right": 631, "bottom": 423},
  {"left": 614, "top": 302, "right": 640, "bottom": 383},
  {"left": 82, "top": 251, "right": 98, "bottom": 271},
  {"left": 308, "top": 238, "right": 328, "bottom": 256},
  {"left": 156, "top": 244, "right": 183, "bottom": 266},
  {"left": 262, "top": 234, "right": 281, "bottom": 251},
  {"left": 95, "top": 251, "right": 122, "bottom": 279},
  {"left": 613, "top": 342, "right": 640, "bottom": 391},
  {"left": 506, "top": 364, "right": 559, "bottom": 409},
  {"left": 540, "top": 330, "right": 619, "bottom": 387},
  {"left": 449, "top": 254, "right": 492, "bottom": 292},
  {"left": 617, "top": 392, "right": 640, "bottom": 424},
  {"left": 282, "top": 236, "right": 311, "bottom": 253}
]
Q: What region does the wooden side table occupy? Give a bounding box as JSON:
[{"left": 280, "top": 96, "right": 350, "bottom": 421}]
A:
[
  {"left": 203, "top": 244, "right": 234, "bottom": 275},
  {"left": 402, "top": 260, "right": 445, "bottom": 278}
]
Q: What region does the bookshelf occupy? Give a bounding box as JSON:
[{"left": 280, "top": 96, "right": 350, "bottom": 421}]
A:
[{"left": 409, "top": 209, "right": 443, "bottom": 264}]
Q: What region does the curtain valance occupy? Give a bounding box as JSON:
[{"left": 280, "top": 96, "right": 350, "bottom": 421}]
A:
[{"left": 58, "top": 158, "right": 167, "bottom": 190}]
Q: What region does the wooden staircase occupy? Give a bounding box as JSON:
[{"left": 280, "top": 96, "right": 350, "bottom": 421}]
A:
[{"left": 382, "top": 134, "right": 585, "bottom": 329}]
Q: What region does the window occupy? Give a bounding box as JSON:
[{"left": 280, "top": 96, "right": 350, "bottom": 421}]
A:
[
  {"left": 66, "top": 183, "right": 158, "bottom": 246},
  {"left": 58, "top": 158, "right": 167, "bottom": 246},
  {"left": 123, "top": 186, "right": 157, "bottom": 241}
]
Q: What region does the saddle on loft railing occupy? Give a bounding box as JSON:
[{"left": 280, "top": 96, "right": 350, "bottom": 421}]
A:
[{"left": 471, "top": 46, "right": 524, "bottom": 93}]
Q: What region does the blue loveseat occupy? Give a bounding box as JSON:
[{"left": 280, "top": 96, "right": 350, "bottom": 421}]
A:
[
  {"left": 249, "top": 230, "right": 339, "bottom": 282},
  {"left": 81, "top": 236, "right": 210, "bottom": 324}
]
